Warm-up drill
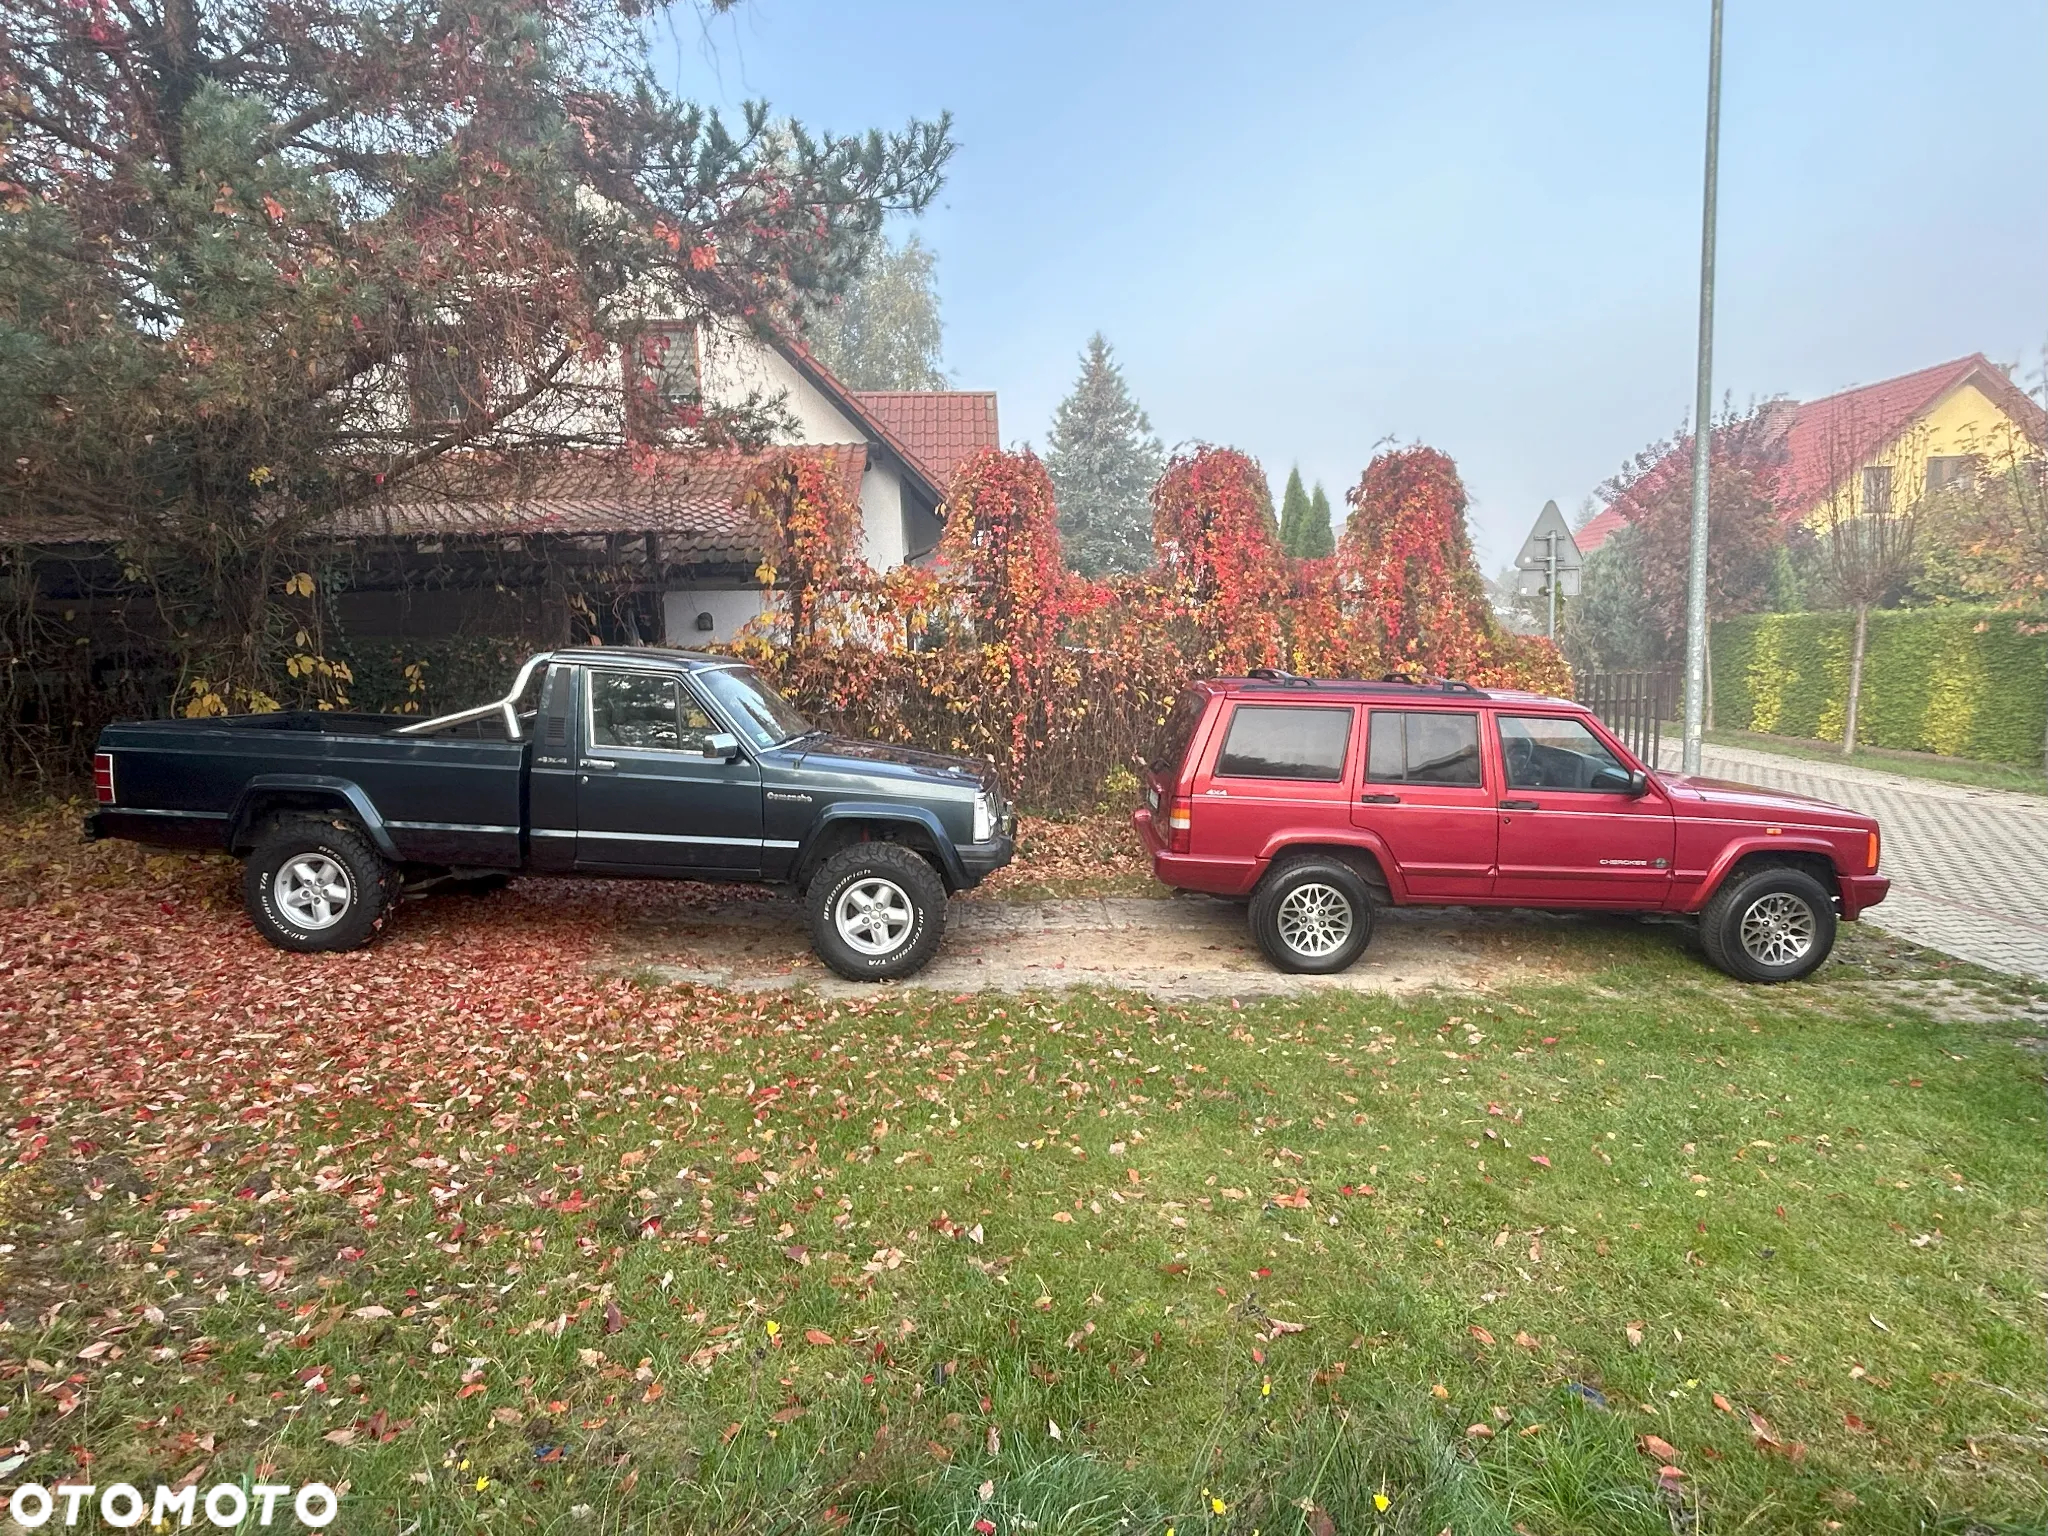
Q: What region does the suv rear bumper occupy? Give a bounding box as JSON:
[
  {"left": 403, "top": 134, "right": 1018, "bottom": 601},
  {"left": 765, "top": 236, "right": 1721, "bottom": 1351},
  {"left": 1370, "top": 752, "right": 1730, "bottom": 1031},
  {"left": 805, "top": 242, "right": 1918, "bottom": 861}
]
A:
[{"left": 1132, "top": 807, "right": 1257, "bottom": 896}]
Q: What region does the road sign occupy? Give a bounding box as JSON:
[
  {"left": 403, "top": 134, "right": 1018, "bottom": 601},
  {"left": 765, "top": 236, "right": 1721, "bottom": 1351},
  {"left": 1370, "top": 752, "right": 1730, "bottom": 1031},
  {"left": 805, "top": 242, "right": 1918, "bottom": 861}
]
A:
[
  {"left": 1514, "top": 566, "right": 1581, "bottom": 598},
  {"left": 1513, "top": 500, "right": 1582, "bottom": 573}
]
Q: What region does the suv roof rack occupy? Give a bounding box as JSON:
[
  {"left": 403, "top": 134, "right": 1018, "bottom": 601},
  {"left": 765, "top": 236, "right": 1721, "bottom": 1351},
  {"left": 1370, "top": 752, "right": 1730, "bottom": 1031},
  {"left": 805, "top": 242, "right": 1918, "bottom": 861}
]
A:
[{"left": 1237, "top": 673, "right": 1493, "bottom": 700}]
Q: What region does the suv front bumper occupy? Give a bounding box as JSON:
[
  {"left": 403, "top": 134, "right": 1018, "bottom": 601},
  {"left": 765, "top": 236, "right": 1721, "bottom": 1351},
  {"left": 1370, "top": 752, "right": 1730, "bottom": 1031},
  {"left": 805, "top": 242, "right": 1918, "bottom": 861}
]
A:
[{"left": 954, "top": 812, "right": 1017, "bottom": 889}]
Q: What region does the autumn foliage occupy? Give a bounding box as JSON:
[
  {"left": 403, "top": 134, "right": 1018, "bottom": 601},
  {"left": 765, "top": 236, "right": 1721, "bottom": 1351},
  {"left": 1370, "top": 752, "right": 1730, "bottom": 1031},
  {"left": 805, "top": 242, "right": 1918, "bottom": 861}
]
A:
[{"left": 738, "top": 442, "right": 1566, "bottom": 807}]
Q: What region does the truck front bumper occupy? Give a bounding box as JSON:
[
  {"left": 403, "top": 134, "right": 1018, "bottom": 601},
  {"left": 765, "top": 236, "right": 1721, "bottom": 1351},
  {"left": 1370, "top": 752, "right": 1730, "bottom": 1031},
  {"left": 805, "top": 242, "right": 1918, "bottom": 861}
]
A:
[{"left": 954, "top": 817, "right": 1017, "bottom": 890}]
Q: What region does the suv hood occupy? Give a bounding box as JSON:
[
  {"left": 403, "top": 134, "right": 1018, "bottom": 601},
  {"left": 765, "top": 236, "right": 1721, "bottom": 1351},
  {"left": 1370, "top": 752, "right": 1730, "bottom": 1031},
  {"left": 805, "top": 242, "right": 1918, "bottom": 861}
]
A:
[
  {"left": 791, "top": 734, "right": 996, "bottom": 791},
  {"left": 1656, "top": 770, "right": 1872, "bottom": 826}
]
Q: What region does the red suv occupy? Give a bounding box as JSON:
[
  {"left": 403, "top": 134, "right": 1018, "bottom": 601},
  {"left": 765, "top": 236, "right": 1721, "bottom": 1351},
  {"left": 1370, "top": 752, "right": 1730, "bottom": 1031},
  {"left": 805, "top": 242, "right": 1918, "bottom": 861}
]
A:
[{"left": 1134, "top": 671, "right": 1888, "bottom": 983}]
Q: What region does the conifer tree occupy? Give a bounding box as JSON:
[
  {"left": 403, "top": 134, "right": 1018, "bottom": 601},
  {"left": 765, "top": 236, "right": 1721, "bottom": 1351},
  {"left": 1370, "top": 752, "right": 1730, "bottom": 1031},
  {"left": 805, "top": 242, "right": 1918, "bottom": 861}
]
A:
[
  {"left": 1044, "top": 334, "right": 1166, "bottom": 575},
  {"left": 1277, "top": 467, "right": 1312, "bottom": 556},
  {"left": 1304, "top": 482, "right": 1336, "bottom": 558}
]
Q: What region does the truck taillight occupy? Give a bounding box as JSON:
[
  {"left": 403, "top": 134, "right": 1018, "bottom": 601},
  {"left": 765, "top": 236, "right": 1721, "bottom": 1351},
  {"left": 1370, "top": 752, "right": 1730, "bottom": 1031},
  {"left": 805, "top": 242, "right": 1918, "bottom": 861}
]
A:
[
  {"left": 93, "top": 752, "right": 115, "bottom": 805},
  {"left": 1867, "top": 830, "right": 1879, "bottom": 873},
  {"left": 1167, "top": 796, "right": 1192, "bottom": 854}
]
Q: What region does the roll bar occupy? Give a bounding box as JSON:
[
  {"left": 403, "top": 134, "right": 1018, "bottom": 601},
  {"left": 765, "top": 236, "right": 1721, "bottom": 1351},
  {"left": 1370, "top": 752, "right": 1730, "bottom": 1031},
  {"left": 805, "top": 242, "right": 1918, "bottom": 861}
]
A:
[{"left": 395, "top": 651, "right": 554, "bottom": 741}]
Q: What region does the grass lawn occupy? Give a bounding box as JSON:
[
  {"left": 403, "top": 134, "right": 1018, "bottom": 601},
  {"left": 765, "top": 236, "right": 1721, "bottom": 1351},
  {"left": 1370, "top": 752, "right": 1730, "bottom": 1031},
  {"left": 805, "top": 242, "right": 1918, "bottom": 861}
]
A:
[
  {"left": 1703, "top": 729, "right": 2048, "bottom": 797},
  {"left": 1, "top": 807, "right": 2044, "bottom": 1534}
]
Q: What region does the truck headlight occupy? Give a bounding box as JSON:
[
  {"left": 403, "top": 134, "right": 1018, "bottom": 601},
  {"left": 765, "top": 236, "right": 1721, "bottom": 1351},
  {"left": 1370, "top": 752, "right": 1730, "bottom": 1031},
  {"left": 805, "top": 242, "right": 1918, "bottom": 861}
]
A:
[{"left": 972, "top": 792, "right": 995, "bottom": 844}]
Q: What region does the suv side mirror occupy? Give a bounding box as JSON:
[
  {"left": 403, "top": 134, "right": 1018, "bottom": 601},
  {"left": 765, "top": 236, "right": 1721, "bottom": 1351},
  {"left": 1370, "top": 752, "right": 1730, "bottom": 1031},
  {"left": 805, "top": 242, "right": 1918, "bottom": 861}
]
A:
[
  {"left": 697, "top": 732, "right": 741, "bottom": 762},
  {"left": 1627, "top": 768, "right": 1650, "bottom": 797}
]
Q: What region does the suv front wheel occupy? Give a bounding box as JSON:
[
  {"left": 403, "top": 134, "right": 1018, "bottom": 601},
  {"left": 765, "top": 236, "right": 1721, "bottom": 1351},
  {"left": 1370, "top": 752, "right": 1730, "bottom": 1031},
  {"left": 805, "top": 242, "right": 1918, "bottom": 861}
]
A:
[
  {"left": 1249, "top": 856, "right": 1374, "bottom": 974},
  {"left": 1699, "top": 866, "right": 1837, "bottom": 983}
]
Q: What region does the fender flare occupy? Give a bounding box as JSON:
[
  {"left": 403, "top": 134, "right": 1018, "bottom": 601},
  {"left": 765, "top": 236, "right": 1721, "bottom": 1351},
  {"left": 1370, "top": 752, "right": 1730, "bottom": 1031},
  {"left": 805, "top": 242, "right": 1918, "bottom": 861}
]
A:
[
  {"left": 1254, "top": 830, "right": 1402, "bottom": 901},
  {"left": 799, "top": 802, "right": 966, "bottom": 888},
  {"left": 1691, "top": 835, "right": 1841, "bottom": 909},
  {"left": 229, "top": 775, "right": 400, "bottom": 860}
]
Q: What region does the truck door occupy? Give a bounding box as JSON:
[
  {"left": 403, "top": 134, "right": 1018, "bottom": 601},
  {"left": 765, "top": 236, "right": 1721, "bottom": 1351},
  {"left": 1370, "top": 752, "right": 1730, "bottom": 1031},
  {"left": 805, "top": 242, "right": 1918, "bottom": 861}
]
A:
[
  {"left": 1350, "top": 709, "right": 1496, "bottom": 898},
  {"left": 573, "top": 666, "right": 764, "bottom": 875},
  {"left": 1492, "top": 713, "right": 1674, "bottom": 906}
]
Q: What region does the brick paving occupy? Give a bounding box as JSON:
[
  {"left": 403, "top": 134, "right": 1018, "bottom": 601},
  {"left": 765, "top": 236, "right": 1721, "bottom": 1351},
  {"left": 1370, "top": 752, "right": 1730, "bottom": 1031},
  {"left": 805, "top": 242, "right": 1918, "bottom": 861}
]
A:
[{"left": 1657, "top": 740, "right": 2048, "bottom": 981}]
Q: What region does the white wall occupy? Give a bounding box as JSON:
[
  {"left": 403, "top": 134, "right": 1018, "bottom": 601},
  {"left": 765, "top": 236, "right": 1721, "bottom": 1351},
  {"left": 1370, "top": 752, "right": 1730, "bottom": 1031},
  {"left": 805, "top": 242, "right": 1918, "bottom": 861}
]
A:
[
  {"left": 859, "top": 461, "right": 906, "bottom": 569},
  {"left": 662, "top": 587, "right": 770, "bottom": 646}
]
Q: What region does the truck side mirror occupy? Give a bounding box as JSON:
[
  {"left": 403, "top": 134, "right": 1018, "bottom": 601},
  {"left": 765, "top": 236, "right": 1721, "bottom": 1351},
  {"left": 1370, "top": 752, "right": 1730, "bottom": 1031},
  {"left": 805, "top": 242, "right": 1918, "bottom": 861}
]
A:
[{"left": 698, "top": 732, "right": 741, "bottom": 762}]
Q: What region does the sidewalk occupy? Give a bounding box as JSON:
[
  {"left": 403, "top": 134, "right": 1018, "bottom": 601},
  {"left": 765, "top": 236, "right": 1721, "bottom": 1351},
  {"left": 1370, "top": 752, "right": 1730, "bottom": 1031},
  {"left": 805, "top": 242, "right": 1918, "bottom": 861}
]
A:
[{"left": 1658, "top": 739, "right": 2048, "bottom": 981}]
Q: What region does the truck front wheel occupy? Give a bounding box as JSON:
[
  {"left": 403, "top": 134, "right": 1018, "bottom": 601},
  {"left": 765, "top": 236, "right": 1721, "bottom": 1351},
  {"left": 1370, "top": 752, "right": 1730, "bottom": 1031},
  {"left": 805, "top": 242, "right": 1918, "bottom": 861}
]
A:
[
  {"left": 1698, "top": 866, "right": 1836, "bottom": 983},
  {"left": 808, "top": 843, "right": 947, "bottom": 981},
  {"left": 244, "top": 817, "right": 395, "bottom": 953}
]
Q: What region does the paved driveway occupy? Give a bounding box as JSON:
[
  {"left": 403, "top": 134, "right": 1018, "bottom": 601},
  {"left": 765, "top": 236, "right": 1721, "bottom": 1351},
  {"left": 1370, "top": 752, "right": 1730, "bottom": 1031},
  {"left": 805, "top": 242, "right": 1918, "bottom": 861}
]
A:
[{"left": 1658, "top": 740, "right": 2048, "bottom": 981}]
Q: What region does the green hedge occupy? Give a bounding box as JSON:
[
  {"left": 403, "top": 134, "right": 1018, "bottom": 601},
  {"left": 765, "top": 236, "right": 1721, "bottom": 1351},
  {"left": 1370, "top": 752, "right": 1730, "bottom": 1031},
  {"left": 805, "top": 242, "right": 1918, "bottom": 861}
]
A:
[{"left": 1711, "top": 606, "right": 2047, "bottom": 766}]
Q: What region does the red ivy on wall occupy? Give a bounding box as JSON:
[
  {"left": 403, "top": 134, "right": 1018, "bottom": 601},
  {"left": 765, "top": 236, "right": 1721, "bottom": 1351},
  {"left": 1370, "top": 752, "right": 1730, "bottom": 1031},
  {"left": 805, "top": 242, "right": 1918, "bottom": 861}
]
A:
[{"left": 745, "top": 451, "right": 868, "bottom": 646}]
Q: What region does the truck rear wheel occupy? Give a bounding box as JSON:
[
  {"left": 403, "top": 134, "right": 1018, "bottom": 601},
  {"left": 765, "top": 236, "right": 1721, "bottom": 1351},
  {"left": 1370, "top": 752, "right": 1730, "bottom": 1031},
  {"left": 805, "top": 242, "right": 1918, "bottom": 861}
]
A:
[
  {"left": 807, "top": 843, "right": 947, "bottom": 981},
  {"left": 1249, "top": 856, "right": 1374, "bottom": 974},
  {"left": 244, "top": 817, "right": 395, "bottom": 953},
  {"left": 1698, "top": 866, "right": 1836, "bottom": 983}
]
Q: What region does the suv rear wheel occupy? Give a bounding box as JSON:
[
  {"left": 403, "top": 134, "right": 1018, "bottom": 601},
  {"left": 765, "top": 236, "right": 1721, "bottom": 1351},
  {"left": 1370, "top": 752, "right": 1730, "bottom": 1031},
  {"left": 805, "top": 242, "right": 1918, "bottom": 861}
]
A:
[
  {"left": 1699, "top": 866, "right": 1836, "bottom": 983},
  {"left": 1249, "top": 856, "right": 1374, "bottom": 974},
  {"left": 807, "top": 843, "right": 947, "bottom": 982},
  {"left": 244, "top": 816, "right": 395, "bottom": 953}
]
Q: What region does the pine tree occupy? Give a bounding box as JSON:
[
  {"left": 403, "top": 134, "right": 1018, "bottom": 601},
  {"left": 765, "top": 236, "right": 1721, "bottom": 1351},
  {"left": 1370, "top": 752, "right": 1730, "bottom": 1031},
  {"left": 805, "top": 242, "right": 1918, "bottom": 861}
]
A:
[
  {"left": 1304, "top": 483, "right": 1336, "bottom": 558},
  {"left": 1277, "top": 467, "right": 1312, "bottom": 556},
  {"left": 1044, "top": 334, "right": 1166, "bottom": 576}
]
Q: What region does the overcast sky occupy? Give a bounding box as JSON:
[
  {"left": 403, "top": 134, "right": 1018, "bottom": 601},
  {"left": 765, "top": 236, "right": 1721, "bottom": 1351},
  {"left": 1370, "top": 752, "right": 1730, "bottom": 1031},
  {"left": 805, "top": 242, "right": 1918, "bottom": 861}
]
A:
[{"left": 662, "top": 1, "right": 2048, "bottom": 568}]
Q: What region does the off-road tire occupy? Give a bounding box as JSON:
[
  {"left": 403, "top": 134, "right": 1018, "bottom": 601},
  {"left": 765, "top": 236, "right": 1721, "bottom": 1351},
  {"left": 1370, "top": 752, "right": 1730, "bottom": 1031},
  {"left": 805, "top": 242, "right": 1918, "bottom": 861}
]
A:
[
  {"left": 1698, "top": 865, "right": 1836, "bottom": 984},
  {"left": 244, "top": 816, "right": 395, "bottom": 953},
  {"left": 1249, "top": 856, "right": 1374, "bottom": 974},
  {"left": 807, "top": 843, "right": 947, "bottom": 982}
]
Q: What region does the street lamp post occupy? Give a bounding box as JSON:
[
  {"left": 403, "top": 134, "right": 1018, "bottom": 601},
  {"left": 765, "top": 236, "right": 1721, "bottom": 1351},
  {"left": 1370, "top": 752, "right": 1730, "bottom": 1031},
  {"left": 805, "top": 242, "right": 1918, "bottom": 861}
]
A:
[{"left": 1681, "top": 0, "right": 1725, "bottom": 776}]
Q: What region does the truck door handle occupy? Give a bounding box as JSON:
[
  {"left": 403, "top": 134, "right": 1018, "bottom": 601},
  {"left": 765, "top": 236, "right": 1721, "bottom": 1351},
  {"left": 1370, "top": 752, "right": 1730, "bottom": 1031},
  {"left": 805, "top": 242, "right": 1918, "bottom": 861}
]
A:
[
  {"left": 1500, "top": 799, "right": 1539, "bottom": 810},
  {"left": 1359, "top": 793, "right": 1401, "bottom": 804},
  {"left": 583, "top": 758, "right": 617, "bottom": 770}
]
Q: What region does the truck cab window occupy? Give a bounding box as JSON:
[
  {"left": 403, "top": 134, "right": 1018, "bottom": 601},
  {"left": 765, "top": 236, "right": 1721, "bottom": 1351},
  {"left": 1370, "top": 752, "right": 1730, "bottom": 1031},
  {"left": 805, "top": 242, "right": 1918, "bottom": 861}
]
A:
[
  {"left": 589, "top": 671, "right": 716, "bottom": 752},
  {"left": 1499, "top": 715, "right": 1633, "bottom": 791}
]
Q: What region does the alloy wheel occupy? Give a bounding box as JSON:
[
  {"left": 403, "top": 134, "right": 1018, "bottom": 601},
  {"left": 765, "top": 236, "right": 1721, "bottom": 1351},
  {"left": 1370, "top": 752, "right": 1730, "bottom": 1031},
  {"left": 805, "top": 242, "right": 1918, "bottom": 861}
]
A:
[
  {"left": 834, "top": 877, "right": 914, "bottom": 956},
  {"left": 1275, "top": 881, "right": 1353, "bottom": 958},
  {"left": 273, "top": 854, "right": 354, "bottom": 931},
  {"left": 1738, "top": 891, "right": 1816, "bottom": 967}
]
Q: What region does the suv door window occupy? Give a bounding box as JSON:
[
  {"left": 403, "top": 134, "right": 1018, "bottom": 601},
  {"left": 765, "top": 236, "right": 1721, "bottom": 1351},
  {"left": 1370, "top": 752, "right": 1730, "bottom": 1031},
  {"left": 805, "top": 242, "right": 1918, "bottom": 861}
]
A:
[
  {"left": 1498, "top": 715, "right": 1633, "bottom": 792},
  {"left": 1214, "top": 705, "right": 1352, "bottom": 781},
  {"left": 589, "top": 671, "right": 717, "bottom": 753},
  {"left": 1365, "top": 711, "right": 1482, "bottom": 786}
]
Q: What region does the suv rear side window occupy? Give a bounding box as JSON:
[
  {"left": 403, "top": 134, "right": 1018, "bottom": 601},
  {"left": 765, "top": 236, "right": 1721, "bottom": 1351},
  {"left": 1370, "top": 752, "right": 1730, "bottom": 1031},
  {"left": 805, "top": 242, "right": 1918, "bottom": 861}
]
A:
[
  {"left": 1366, "top": 711, "right": 1483, "bottom": 786},
  {"left": 1214, "top": 705, "right": 1353, "bottom": 781}
]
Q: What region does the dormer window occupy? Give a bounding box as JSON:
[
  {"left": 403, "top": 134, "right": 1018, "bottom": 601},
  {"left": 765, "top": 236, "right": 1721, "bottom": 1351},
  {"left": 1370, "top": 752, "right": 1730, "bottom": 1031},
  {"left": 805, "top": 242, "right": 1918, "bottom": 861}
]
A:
[{"left": 625, "top": 320, "right": 701, "bottom": 441}]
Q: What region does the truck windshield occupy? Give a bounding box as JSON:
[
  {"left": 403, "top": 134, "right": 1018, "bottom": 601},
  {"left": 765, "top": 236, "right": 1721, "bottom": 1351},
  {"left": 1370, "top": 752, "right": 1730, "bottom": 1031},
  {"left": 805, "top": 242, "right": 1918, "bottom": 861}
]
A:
[{"left": 697, "top": 665, "right": 814, "bottom": 750}]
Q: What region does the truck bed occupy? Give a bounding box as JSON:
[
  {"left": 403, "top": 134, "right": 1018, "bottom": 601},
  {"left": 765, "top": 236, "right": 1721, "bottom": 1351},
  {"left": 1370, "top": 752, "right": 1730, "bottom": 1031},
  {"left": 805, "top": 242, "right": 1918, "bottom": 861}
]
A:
[{"left": 91, "top": 712, "right": 532, "bottom": 868}]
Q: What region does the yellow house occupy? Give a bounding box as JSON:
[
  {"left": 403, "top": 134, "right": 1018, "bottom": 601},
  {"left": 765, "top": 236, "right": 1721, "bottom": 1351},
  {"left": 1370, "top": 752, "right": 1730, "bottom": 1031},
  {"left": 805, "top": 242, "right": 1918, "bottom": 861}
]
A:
[
  {"left": 1778, "top": 352, "right": 2046, "bottom": 526},
  {"left": 1576, "top": 352, "right": 2047, "bottom": 551}
]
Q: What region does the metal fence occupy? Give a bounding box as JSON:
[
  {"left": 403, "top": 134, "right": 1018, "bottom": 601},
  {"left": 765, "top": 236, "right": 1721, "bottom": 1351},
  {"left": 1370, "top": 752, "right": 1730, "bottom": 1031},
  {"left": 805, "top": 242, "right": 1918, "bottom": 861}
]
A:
[{"left": 1577, "top": 671, "right": 1677, "bottom": 765}]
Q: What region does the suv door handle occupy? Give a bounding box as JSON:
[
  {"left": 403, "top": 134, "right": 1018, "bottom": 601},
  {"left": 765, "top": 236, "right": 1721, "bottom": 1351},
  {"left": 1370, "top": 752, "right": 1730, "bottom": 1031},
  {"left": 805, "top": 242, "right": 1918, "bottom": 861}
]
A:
[
  {"left": 583, "top": 757, "right": 617, "bottom": 771},
  {"left": 1358, "top": 793, "right": 1401, "bottom": 804},
  {"left": 1499, "top": 798, "right": 1539, "bottom": 810}
]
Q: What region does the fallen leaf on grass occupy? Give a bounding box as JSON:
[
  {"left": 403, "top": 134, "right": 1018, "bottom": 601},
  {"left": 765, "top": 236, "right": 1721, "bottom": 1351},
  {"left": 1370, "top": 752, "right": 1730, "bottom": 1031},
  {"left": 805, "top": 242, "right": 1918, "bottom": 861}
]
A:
[
  {"left": 1639, "top": 1434, "right": 1681, "bottom": 1463},
  {"left": 804, "top": 1329, "right": 836, "bottom": 1347},
  {"left": 1468, "top": 1325, "right": 1496, "bottom": 1346},
  {"left": 1625, "top": 1321, "right": 1645, "bottom": 1349}
]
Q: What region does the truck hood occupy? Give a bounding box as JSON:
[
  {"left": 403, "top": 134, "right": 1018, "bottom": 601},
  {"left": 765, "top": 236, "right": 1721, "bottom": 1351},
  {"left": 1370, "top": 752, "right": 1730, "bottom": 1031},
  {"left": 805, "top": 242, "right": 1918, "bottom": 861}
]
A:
[
  {"left": 791, "top": 734, "right": 996, "bottom": 791},
  {"left": 1656, "top": 770, "right": 1872, "bottom": 826}
]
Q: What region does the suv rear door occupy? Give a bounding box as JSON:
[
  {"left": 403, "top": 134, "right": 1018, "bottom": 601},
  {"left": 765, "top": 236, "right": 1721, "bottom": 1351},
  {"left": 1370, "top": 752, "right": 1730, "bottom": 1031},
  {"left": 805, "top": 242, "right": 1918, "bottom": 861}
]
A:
[
  {"left": 1350, "top": 707, "right": 1496, "bottom": 898},
  {"left": 1492, "top": 711, "right": 1673, "bottom": 906}
]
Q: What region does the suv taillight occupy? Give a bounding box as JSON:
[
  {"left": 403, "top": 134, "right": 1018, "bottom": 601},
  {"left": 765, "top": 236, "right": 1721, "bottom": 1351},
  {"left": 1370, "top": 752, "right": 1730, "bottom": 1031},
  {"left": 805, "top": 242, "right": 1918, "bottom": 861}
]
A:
[
  {"left": 93, "top": 752, "right": 115, "bottom": 805},
  {"left": 1167, "top": 795, "right": 1192, "bottom": 854},
  {"left": 1867, "top": 830, "right": 1880, "bottom": 873}
]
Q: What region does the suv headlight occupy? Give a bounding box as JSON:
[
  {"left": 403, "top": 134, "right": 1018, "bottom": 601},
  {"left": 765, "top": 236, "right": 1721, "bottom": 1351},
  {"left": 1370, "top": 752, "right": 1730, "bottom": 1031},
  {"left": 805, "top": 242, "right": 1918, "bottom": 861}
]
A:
[{"left": 972, "top": 792, "right": 995, "bottom": 844}]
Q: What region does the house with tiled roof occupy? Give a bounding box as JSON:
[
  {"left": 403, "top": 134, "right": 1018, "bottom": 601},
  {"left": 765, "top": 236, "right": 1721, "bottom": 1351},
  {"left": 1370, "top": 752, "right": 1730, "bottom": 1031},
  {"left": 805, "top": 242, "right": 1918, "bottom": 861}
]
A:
[
  {"left": 1576, "top": 353, "right": 2046, "bottom": 556},
  {"left": 331, "top": 318, "right": 1000, "bottom": 646}
]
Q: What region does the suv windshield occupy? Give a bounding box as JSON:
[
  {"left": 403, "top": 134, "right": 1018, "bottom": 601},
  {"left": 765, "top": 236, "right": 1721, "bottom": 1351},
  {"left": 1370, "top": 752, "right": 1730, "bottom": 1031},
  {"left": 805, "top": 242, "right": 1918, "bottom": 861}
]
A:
[{"left": 696, "top": 665, "right": 813, "bottom": 750}]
